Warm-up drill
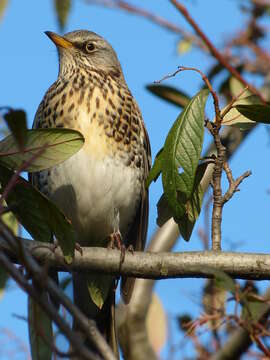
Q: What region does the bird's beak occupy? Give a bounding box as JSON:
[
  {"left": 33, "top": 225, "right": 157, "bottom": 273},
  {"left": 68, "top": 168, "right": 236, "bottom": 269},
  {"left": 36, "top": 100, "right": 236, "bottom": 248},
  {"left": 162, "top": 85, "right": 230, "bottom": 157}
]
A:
[{"left": 45, "top": 31, "right": 73, "bottom": 49}]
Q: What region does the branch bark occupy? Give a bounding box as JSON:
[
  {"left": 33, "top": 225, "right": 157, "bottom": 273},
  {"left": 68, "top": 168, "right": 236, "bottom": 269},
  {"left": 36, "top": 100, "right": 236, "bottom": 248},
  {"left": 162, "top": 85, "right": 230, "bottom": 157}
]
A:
[{"left": 3, "top": 236, "right": 270, "bottom": 281}]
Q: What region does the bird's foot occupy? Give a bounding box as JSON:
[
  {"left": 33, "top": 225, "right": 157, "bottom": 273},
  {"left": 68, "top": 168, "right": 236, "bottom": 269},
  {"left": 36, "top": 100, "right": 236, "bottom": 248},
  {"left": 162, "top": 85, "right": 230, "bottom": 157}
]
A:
[
  {"left": 75, "top": 242, "right": 83, "bottom": 256},
  {"left": 108, "top": 230, "right": 125, "bottom": 264}
]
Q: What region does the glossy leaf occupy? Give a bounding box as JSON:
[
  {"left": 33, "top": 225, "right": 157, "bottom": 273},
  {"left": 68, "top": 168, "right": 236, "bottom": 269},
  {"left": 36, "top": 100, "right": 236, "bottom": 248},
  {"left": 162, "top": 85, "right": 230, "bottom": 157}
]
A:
[
  {"left": 146, "top": 148, "right": 164, "bottom": 189},
  {"left": 0, "top": 165, "right": 75, "bottom": 263},
  {"left": 162, "top": 89, "right": 209, "bottom": 220},
  {"left": 3, "top": 109, "right": 27, "bottom": 151},
  {"left": 0, "top": 128, "right": 84, "bottom": 172},
  {"left": 146, "top": 84, "right": 190, "bottom": 108},
  {"left": 28, "top": 297, "right": 53, "bottom": 360},
  {"left": 54, "top": 0, "right": 71, "bottom": 30},
  {"left": 235, "top": 104, "right": 270, "bottom": 124}
]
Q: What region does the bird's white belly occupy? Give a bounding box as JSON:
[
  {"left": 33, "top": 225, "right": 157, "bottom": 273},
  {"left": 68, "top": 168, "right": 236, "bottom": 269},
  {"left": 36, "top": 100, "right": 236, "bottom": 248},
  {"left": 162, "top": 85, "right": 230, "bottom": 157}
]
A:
[{"left": 46, "top": 149, "right": 141, "bottom": 246}]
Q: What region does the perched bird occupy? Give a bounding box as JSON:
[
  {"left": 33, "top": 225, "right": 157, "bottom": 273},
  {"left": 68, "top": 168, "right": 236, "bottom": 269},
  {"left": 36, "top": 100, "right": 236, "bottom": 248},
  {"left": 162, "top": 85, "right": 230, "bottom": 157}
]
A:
[{"left": 32, "top": 30, "right": 151, "bottom": 356}]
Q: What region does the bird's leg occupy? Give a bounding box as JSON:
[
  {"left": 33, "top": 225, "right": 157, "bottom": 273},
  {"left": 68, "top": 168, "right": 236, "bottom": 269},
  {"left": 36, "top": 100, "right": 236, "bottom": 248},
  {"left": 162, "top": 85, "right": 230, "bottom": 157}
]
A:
[{"left": 108, "top": 230, "right": 126, "bottom": 264}]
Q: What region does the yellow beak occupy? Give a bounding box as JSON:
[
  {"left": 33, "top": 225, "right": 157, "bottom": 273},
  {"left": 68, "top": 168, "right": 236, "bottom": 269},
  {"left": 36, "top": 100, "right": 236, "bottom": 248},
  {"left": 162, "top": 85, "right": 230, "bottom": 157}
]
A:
[{"left": 45, "top": 31, "right": 73, "bottom": 49}]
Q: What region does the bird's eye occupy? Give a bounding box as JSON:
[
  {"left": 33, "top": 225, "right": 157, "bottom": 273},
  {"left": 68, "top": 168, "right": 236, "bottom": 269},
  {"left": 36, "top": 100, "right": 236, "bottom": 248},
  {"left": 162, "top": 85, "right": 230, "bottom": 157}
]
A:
[{"left": 85, "top": 42, "right": 95, "bottom": 52}]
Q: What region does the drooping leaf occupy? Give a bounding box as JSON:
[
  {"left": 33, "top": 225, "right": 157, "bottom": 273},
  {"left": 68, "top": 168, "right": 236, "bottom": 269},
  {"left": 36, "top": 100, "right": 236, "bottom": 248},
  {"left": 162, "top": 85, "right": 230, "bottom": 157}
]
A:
[
  {"left": 0, "top": 128, "right": 84, "bottom": 172},
  {"left": 146, "top": 84, "right": 190, "bottom": 108},
  {"left": 235, "top": 104, "right": 270, "bottom": 124},
  {"left": 87, "top": 274, "right": 113, "bottom": 309},
  {"left": 177, "top": 183, "right": 203, "bottom": 241},
  {"left": 3, "top": 109, "right": 27, "bottom": 151},
  {"left": 28, "top": 297, "right": 53, "bottom": 360},
  {"left": 156, "top": 193, "right": 172, "bottom": 227},
  {"left": 0, "top": 0, "right": 8, "bottom": 21},
  {"left": 54, "top": 0, "right": 71, "bottom": 30},
  {"left": 0, "top": 165, "right": 75, "bottom": 263},
  {"left": 162, "top": 89, "right": 209, "bottom": 220},
  {"left": 146, "top": 148, "right": 164, "bottom": 188}
]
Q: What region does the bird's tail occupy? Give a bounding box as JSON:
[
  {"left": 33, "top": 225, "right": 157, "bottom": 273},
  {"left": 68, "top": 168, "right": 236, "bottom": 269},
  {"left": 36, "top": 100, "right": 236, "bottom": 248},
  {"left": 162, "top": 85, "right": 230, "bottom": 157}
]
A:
[{"left": 72, "top": 273, "right": 119, "bottom": 358}]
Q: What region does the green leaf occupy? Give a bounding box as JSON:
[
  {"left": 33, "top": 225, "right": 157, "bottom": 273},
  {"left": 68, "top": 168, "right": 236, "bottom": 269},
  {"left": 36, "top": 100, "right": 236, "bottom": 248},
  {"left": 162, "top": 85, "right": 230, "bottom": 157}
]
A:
[
  {"left": 203, "top": 268, "right": 236, "bottom": 293},
  {"left": 146, "top": 85, "right": 190, "bottom": 108},
  {"left": 235, "top": 104, "right": 270, "bottom": 124},
  {"left": 221, "top": 95, "right": 261, "bottom": 129},
  {"left": 0, "top": 165, "right": 75, "bottom": 263},
  {"left": 87, "top": 274, "right": 113, "bottom": 309},
  {"left": 157, "top": 163, "right": 208, "bottom": 240},
  {"left": 177, "top": 183, "right": 203, "bottom": 241},
  {"left": 162, "top": 89, "right": 209, "bottom": 220},
  {"left": 54, "top": 0, "right": 71, "bottom": 30},
  {"left": 3, "top": 109, "right": 27, "bottom": 151},
  {"left": 156, "top": 193, "right": 173, "bottom": 227},
  {"left": 0, "top": 128, "right": 84, "bottom": 172},
  {"left": 146, "top": 148, "right": 164, "bottom": 188},
  {"left": 28, "top": 297, "right": 53, "bottom": 360}
]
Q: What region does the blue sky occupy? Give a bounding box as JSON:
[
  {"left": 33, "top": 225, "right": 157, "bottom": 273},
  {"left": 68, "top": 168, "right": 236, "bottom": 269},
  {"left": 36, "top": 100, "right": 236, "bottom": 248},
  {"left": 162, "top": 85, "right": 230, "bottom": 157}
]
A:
[{"left": 1, "top": 0, "right": 270, "bottom": 358}]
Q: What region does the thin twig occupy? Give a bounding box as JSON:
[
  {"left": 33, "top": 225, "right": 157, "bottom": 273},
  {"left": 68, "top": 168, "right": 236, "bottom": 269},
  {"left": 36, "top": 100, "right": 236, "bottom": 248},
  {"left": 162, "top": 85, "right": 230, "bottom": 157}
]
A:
[
  {"left": 169, "top": 0, "right": 266, "bottom": 103},
  {"left": 155, "top": 65, "right": 221, "bottom": 122}
]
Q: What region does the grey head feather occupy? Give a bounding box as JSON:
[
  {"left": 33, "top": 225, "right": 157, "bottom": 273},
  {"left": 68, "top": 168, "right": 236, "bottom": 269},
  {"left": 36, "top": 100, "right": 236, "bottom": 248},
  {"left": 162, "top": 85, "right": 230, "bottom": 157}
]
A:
[{"left": 57, "top": 30, "right": 125, "bottom": 82}]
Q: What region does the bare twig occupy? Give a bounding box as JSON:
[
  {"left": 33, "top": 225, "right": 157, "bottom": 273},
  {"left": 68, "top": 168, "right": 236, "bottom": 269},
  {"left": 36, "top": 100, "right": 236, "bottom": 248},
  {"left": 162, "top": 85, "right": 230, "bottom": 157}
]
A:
[
  {"left": 169, "top": 0, "right": 266, "bottom": 103},
  {"left": 0, "top": 221, "right": 116, "bottom": 360},
  {"left": 85, "top": 0, "right": 204, "bottom": 48}
]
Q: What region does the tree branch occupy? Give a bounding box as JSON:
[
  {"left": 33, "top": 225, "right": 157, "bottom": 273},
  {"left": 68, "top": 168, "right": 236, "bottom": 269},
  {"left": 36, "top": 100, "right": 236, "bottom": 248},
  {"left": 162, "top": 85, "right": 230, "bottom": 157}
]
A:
[{"left": 3, "top": 236, "right": 270, "bottom": 280}]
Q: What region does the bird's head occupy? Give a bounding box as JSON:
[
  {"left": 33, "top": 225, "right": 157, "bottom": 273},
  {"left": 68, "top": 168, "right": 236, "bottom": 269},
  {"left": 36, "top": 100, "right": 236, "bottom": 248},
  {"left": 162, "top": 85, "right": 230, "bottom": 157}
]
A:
[{"left": 45, "top": 30, "right": 124, "bottom": 81}]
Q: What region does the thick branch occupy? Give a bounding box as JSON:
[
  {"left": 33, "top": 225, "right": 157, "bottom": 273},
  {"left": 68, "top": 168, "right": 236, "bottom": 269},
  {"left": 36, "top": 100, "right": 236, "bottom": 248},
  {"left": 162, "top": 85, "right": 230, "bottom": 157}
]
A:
[{"left": 3, "top": 237, "right": 270, "bottom": 280}]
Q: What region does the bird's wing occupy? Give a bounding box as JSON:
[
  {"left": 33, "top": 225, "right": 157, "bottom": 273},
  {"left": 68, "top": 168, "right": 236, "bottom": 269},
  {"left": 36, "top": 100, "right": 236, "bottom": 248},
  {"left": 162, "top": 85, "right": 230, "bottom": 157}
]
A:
[{"left": 121, "top": 118, "right": 151, "bottom": 303}]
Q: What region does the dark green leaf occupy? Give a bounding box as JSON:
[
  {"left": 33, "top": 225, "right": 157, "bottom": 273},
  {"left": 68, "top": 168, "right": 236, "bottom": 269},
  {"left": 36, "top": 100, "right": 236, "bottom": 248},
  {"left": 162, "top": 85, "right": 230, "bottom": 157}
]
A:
[
  {"left": 28, "top": 297, "right": 53, "bottom": 360},
  {"left": 162, "top": 89, "right": 209, "bottom": 220},
  {"left": 235, "top": 104, "right": 270, "bottom": 124},
  {"left": 3, "top": 109, "right": 27, "bottom": 151},
  {"left": 146, "top": 85, "right": 190, "bottom": 108},
  {"left": 54, "top": 0, "right": 71, "bottom": 30},
  {"left": 177, "top": 184, "right": 203, "bottom": 241},
  {"left": 156, "top": 193, "right": 173, "bottom": 227},
  {"left": 0, "top": 128, "right": 84, "bottom": 172},
  {"left": 145, "top": 148, "right": 163, "bottom": 188},
  {"left": 177, "top": 162, "right": 208, "bottom": 241},
  {"left": 0, "top": 165, "right": 75, "bottom": 263}
]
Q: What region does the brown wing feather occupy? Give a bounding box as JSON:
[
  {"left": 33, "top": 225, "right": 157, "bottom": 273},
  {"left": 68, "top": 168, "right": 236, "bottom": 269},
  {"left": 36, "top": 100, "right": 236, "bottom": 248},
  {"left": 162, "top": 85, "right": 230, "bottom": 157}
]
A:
[{"left": 121, "top": 119, "right": 151, "bottom": 303}]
